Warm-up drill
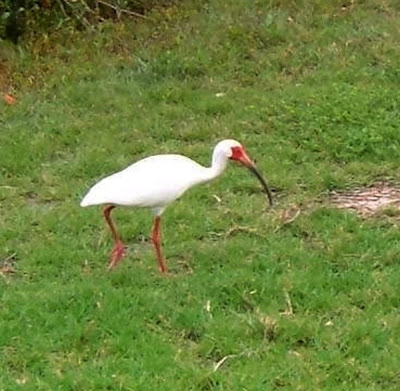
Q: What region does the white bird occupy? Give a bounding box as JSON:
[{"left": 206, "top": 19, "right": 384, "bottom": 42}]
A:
[{"left": 80, "top": 139, "right": 273, "bottom": 273}]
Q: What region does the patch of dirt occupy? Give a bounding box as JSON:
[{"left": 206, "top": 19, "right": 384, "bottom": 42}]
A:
[
  {"left": 330, "top": 182, "right": 400, "bottom": 216},
  {"left": 0, "top": 253, "right": 17, "bottom": 274}
]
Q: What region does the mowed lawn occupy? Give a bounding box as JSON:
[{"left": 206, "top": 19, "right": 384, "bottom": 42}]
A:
[{"left": 1, "top": 0, "right": 400, "bottom": 389}]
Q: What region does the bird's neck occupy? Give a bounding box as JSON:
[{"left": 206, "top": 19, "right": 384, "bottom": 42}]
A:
[{"left": 202, "top": 149, "right": 229, "bottom": 182}]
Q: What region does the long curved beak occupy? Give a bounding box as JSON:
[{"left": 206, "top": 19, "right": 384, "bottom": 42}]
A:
[
  {"left": 247, "top": 165, "right": 273, "bottom": 206},
  {"left": 236, "top": 151, "right": 273, "bottom": 206}
]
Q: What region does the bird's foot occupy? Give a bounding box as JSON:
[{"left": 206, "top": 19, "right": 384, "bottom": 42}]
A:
[
  {"left": 158, "top": 258, "right": 168, "bottom": 274},
  {"left": 108, "top": 240, "right": 127, "bottom": 270}
]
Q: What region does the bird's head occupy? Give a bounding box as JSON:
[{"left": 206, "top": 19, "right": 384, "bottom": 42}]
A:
[{"left": 216, "top": 139, "right": 273, "bottom": 206}]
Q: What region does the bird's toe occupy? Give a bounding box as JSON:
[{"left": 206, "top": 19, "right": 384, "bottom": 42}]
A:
[{"left": 108, "top": 241, "right": 126, "bottom": 269}]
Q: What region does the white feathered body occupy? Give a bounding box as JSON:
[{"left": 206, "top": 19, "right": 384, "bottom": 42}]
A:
[{"left": 80, "top": 154, "right": 212, "bottom": 210}]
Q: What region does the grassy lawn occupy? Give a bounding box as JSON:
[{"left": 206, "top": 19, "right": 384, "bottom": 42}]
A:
[{"left": 1, "top": 0, "right": 400, "bottom": 389}]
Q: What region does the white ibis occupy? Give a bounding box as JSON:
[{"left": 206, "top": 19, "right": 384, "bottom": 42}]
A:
[{"left": 80, "top": 139, "right": 272, "bottom": 273}]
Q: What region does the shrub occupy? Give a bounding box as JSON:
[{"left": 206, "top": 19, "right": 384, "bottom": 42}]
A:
[{"left": 0, "top": 0, "right": 168, "bottom": 43}]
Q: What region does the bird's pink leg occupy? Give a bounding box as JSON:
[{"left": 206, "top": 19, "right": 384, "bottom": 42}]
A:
[
  {"left": 152, "top": 216, "right": 168, "bottom": 274},
  {"left": 103, "top": 205, "right": 126, "bottom": 269}
]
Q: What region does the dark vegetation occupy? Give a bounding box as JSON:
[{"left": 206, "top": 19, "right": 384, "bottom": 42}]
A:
[{"left": 0, "top": 0, "right": 169, "bottom": 43}]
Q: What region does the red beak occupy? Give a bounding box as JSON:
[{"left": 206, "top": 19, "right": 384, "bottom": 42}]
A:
[
  {"left": 233, "top": 148, "right": 254, "bottom": 168},
  {"left": 230, "top": 146, "right": 273, "bottom": 206}
]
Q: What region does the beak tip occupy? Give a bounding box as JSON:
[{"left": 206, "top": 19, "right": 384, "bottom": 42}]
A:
[{"left": 246, "top": 165, "right": 273, "bottom": 207}]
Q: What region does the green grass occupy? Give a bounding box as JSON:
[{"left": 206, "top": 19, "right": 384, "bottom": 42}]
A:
[{"left": 1, "top": 0, "right": 400, "bottom": 389}]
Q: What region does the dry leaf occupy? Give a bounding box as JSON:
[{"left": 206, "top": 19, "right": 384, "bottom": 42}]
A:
[{"left": 4, "top": 94, "right": 17, "bottom": 105}]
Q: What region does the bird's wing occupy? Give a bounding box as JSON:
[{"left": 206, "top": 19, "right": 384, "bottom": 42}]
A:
[{"left": 81, "top": 154, "right": 207, "bottom": 208}]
